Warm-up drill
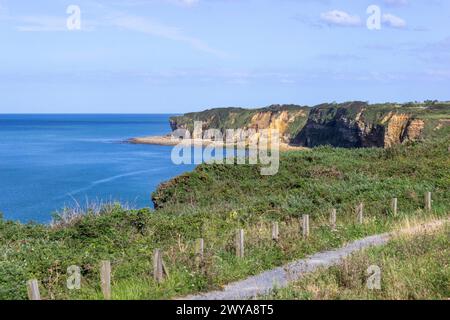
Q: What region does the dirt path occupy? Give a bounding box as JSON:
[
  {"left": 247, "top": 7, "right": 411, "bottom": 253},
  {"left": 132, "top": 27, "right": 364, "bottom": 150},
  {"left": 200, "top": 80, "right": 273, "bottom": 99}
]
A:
[{"left": 181, "top": 219, "right": 448, "bottom": 300}]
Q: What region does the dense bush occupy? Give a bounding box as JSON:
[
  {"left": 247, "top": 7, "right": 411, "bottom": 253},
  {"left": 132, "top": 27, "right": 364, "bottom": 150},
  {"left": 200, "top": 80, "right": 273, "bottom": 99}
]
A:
[{"left": 0, "top": 129, "right": 448, "bottom": 300}]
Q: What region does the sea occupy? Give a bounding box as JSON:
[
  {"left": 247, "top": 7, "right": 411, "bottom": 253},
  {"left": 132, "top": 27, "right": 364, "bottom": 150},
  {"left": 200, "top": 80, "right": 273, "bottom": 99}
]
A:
[{"left": 0, "top": 114, "right": 195, "bottom": 223}]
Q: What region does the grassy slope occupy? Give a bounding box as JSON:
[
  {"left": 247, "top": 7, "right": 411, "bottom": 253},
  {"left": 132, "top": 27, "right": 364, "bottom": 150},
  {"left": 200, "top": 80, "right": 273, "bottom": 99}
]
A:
[
  {"left": 153, "top": 126, "right": 450, "bottom": 213},
  {"left": 264, "top": 223, "right": 450, "bottom": 300},
  {"left": 0, "top": 128, "right": 449, "bottom": 300}
]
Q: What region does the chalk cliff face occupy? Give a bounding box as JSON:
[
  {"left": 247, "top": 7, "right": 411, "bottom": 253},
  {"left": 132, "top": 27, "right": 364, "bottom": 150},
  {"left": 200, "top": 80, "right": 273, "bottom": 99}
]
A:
[
  {"left": 169, "top": 105, "right": 310, "bottom": 143},
  {"left": 246, "top": 109, "right": 308, "bottom": 143},
  {"left": 169, "top": 102, "right": 450, "bottom": 148},
  {"left": 382, "top": 114, "right": 425, "bottom": 148},
  {"left": 292, "top": 102, "right": 429, "bottom": 148}
]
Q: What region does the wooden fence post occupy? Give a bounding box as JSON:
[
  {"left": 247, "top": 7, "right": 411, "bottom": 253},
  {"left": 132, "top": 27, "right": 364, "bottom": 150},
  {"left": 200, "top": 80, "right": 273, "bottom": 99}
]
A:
[
  {"left": 357, "top": 203, "right": 364, "bottom": 224},
  {"left": 153, "top": 249, "right": 164, "bottom": 283},
  {"left": 302, "top": 215, "right": 310, "bottom": 239},
  {"left": 100, "top": 260, "right": 111, "bottom": 300},
  {"left": 330, "top": 209, "right": 337, "bottom": 230},
  {"left": 26, "top": 279, "right": 41, "bottom": 300},
  {"left": 235, "top": 229, "right": 244, "bottom": 258},
  {"left": 195, "top": 238, "right": 204, "bottom": 266},
  {"left": 272, "top": 222, "right": 279, "bottom": 241},
  {"left": 391, "top": 198, "right": 398, "bottom": 216},
  {"left": 425, "top": 192, "right": 432, "bottom": 211}
]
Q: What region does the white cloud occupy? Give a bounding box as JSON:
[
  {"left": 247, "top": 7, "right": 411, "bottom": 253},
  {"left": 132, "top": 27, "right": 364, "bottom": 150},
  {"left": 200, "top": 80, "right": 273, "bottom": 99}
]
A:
[
  {"left": 382, "top": 13, "right": 407, "bottom": 28},
  {"left": 320, "top": 10, "right": 361, "bottom": 27},
  {"left": 173, "top": 0, "right": 199, "bottom": 6},
  {"left": 0, "top": 1, "right": 8, "bottom": 17},
  {"left": 425, "top": 69, "right": 450, "bottom": 79},
  {"left": 13, "top": 14, "right": 94, "bottom": 32},
  {"left": 15, "top": 16, "right": 67, "bottom": 32},
  {"left": 383, "top": 0, "right": 408, "bottom": 7},
  {"left": 111, "top": 15, "right": 228, "bottom": 58},
  {"left": 4, "top": 1, "right": 224, "bottom": 58},
  {"left": 123, "top": 0, "right": 199, "bottom": 7}
]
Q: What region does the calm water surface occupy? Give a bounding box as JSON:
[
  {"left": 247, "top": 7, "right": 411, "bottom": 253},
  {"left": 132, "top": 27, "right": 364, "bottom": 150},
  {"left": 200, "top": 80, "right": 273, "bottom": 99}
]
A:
[{"left": 0, "top": 114, "right": 195, "bottom": 223}]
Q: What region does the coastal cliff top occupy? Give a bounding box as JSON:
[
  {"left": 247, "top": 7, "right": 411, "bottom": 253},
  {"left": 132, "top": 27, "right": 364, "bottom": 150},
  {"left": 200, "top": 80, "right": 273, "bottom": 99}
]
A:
[
  {"left": 170, "top": 101, "right": 450, "bottom": 129},
  {"left": 165, "top": 101, "right": 450, "bottom": 147}
]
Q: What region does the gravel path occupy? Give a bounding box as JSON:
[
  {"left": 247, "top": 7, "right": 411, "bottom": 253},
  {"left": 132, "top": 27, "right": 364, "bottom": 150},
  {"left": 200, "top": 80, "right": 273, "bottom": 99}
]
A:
[
  {"left": 183, "top": 233, "right": 389, "bottom": 300},
  {"left": 182, "top": 219, "right": 448, "bottom": 300}
]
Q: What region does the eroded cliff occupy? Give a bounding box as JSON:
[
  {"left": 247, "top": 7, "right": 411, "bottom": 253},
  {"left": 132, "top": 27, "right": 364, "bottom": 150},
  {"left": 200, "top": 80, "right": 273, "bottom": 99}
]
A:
[
  {"left": 170, "top": 105, "right": 310, "bottom": 143},
  {"left": 169, "top": 101, "right": 450, "bottom": 148},
  {"left": 292, "top": 102, "right": 435, "bottom": 148}
]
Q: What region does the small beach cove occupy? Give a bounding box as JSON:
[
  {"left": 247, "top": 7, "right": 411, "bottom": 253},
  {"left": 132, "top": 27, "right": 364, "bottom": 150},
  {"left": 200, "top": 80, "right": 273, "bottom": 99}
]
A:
[{"left": 128, "top": 135, "right": 308, "bottom": 152}]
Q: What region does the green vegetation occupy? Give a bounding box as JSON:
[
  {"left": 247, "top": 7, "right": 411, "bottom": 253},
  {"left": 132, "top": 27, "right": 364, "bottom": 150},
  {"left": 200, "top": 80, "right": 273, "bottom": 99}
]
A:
[
  {"left": 169, "top": 101, "right": 450, "bottom": 146},
  {"left": 170, "top": 105, "right": 311, "bottom": 138},
  {"left": 170, "top": 104, "right": 310, "bottom": 135},
  {"left": 0, "top": 127, "right": 449, "bottom": 300},
  {"left": 311, "top": 101, "right": 450, "bottom": 125},
  {"left": 263, "top": 223, "right": 450, "bottom": 300},
  {"left": 153, "top": 125, "right": 450, "bottom": 212},
  {"left": 293, "top": 101, "right": 450, "bottom": 147}
]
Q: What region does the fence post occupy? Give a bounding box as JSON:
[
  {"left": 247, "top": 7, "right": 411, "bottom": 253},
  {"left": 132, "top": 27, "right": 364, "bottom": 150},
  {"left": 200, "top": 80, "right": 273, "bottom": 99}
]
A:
[
  {"left": 302, "top": 215, "right": 310, "bottom": 239},
  {"left": 235, "top": 229, "right": 244, "bottom": 258},
  {"left": 425, "top": 192, "right": 432, "bottom": 211},
  {"left": 391, "top": 198, "right": 398, "bottom": 216},
  {"left": 153, "top": 249, "right": 164, "bottom": 283},
  {"left": 330, "top": 208, "right": 337, "bottom": 230},
  {"left": 195, "top": 238, "right": 204, "bottom": 266},
  {"left": 26, "top": 279, "right": 41, "bottom": 300},
  {"left": 100, "top": 260, "right": 111, "bottom": 300},
  {"left": 357, "top": 203, "right": 364, "bottom": 224},
  {"left": 272, "top": 222, "right": 279, "bottom": 241}
]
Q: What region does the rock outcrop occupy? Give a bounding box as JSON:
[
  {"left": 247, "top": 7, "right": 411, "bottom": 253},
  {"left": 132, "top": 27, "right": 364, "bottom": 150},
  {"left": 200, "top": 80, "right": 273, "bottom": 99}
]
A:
[
  {"left": 169, "top": 105, "right": 310, "bottom": 143},
  {"left": 168, "top": 101, "right": 450, "bottom": 149},
  {"left": 383, "top": 114, "right": 424, "bottom": 148},
  {"left": 292, "top": 102, "right": 429, "bottom": 148}
]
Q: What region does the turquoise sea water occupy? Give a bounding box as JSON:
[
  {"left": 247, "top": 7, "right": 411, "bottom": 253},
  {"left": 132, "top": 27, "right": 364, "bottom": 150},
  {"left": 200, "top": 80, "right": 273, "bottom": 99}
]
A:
[{"left": 0, "top": 114, "right": 195, "bottom": 223}]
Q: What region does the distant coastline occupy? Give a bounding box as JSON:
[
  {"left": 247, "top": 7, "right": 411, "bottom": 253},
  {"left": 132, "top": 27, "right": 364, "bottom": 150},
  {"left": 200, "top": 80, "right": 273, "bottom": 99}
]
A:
[
  {"left": 128, "top": 135, "right": 184, "bottom": 146},
  {"left": 127, "top": 135, "right": 307, "bottom": 151},
  {"left": 137, "top": 102, "right": 450, "bottom": 150},
  {"left": 128, "top": 135, "right": 224, "bottom": 147}
]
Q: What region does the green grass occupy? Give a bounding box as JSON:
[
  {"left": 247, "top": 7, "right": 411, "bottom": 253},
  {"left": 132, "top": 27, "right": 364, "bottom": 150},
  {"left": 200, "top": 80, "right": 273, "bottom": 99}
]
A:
[
  {"left": 0, "top": 128, "right": 449, "bottom": 300},
  {"left": 309, "top": 101, "right": 450, "bottom": 125},
  {"left": 263, "top": 223, "right": 450, "bottom": 300}
]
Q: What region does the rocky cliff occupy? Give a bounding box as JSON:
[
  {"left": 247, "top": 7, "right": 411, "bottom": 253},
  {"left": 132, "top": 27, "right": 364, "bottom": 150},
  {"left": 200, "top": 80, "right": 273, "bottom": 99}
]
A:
[
  {"left": 292, "top": 102, "right": 430, "bottom": 148},
  {"left": 169, "top": 101, "right": 450, "bottom": 148},
  {"left": 170, "top": 105, "right": 310, "bottom": 143}
]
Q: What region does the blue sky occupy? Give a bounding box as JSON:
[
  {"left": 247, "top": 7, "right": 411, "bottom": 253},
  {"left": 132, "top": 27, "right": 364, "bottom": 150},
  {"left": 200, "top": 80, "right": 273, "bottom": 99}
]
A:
[{"left": 0, "top": 0, "right": 449, "bottom": 113}]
